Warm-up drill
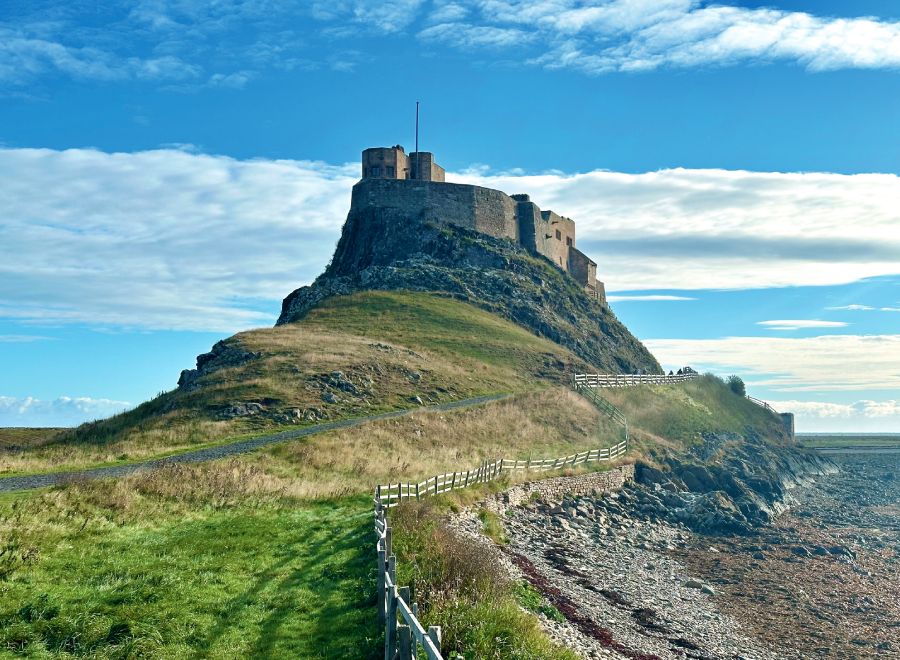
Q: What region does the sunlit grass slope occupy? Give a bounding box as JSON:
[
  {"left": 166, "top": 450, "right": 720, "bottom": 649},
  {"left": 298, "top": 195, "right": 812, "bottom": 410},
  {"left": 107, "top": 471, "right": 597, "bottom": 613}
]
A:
[
  {"left": 603, "top": 374, "right": 791, "bottom": 458},
  {"left": 1, "top": 291, "right": 592, "bottom": 475}
]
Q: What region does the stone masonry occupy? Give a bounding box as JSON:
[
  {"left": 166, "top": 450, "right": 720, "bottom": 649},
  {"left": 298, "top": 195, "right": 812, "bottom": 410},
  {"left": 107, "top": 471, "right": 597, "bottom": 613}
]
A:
[
  {"left": 357, "top": 145, "right": 606, "bottom": 304},
  {"left": 484, "top": 464, "right": 635, "bottom": 514}
]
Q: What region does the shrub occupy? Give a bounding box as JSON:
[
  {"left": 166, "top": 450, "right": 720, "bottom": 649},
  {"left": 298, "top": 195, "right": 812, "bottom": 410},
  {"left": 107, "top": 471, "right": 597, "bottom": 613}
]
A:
[{"left": 726, "top": 375, "right": 746, "bottom": 397}]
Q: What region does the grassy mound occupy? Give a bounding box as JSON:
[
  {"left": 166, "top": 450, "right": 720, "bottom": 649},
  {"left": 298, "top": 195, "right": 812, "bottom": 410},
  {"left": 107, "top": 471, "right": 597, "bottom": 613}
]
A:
[
  {"left": 603, "top": 374, "right": 790, "bottom": 458},
  {"left": 1, "top": 292, "right": 591, "bottom": 475}
]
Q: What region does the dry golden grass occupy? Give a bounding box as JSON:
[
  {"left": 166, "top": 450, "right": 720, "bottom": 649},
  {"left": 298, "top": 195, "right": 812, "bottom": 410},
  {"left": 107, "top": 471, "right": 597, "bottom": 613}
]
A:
[
  {"left": 238, "top": 387, "right": 625, "bottom": 499},
  {"left": 0, "top": 428, "right": 66, "bottom": 451},
  {"left": 4, "top": 292, "right": 589, "bottom": 475},
  {"left": 0, "top": 419, "right": 235, "bottom": 475}
]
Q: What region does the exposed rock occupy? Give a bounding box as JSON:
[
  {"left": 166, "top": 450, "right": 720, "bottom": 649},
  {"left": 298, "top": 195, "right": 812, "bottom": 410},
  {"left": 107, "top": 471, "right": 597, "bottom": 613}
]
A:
[
  {"left": 321, "top": 392, "right": 339, "bottom": 404},
  {"left": 220, "top": 402, "right": 264, "bottom": 418},
  {"left": 277, "top": 206, "right": 660, "bottom": 375},
  {"left": 631, "top": 431, "right": 838, "bottom": 536},
  {"left": 178, "top": 340, "right": 261, "bottom": 391}
]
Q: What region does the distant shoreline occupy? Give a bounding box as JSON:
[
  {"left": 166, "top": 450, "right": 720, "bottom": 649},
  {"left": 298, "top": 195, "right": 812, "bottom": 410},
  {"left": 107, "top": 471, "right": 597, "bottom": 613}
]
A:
[{"left": 797, "top": 433, "right": 900, "bottom": 451}]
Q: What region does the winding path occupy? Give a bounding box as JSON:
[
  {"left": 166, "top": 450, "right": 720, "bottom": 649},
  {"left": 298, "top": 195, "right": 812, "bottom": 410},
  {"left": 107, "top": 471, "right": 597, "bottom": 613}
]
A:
[{"left": 0, "top": 393, "right": 511, "bottom": 493}]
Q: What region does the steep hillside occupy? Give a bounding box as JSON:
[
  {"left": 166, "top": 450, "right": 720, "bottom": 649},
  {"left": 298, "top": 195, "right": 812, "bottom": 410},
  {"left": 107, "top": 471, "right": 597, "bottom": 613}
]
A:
[
  {"left": 2, "top": 292, "right": 596, "bottom": 474},
  {"left": 279, "top": 205, "right": 660, "bottom": 374}
]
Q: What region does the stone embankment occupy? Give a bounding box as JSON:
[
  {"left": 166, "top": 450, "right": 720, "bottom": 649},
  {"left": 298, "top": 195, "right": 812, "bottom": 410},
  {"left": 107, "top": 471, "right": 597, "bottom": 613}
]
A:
[{"left": 452, "top": 440, "right": 842, "bottom": 659}]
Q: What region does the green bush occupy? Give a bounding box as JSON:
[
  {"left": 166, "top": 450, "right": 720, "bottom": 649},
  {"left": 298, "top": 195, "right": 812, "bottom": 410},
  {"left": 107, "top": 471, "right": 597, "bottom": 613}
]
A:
[{"left": 726, "top": 375, "right": 746, "bottom": 397}]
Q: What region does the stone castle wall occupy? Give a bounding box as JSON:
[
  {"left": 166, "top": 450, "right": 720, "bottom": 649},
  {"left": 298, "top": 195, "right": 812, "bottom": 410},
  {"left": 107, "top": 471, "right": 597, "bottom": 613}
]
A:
[
  {"left": 352, "top": 178, "right": 518, "bottom": 240},
  {"left": 351, "top": 177, "right": 605, "bottom": 304}
]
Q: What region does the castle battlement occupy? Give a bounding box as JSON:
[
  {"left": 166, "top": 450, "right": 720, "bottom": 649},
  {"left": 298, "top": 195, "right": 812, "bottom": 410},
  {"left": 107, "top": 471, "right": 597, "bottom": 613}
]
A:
[{"left": 357, "top": 147, "right": 605, "bottom": 304}]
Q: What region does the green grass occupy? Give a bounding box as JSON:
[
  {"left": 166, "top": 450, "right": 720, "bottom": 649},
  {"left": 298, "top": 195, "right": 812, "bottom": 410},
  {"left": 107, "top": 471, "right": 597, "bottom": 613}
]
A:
[
  {"left": 513, "top": 582, "right": 566, "bottom": 623},
  {"left": 389, "top": 498, "right": 578, "bottom": 660},
  {"left": 1, "top": 294, "right": 803, "bottom": 659},
  {"left": 0, "top": 478, "right": 380, "bottom": 659},
  {"left": 601, "top": 375, "right": 789, "bottom": 459},
  {"left": 3, "top": 292, "right": 590, "bottom": 476},
  {"left": 796, "top": 434, "right": 900, "bottom": 448}
]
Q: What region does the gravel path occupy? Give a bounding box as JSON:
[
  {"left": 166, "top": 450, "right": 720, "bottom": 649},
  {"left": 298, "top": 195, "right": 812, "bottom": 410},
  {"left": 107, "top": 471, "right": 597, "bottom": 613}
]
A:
[{"left": 0, "top": 393, "right": 510, "bottom": 492}]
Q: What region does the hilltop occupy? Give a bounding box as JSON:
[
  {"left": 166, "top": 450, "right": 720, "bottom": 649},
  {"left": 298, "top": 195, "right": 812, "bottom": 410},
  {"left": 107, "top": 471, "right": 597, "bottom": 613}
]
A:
[{"left": 279, "top": 185, "right": 659, "bottom": 374}]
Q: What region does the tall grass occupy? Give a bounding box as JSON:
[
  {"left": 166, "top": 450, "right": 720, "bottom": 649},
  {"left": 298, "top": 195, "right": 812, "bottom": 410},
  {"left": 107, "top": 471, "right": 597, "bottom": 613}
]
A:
[
  {"left": 391, "top": 500, "right": 578, "bottom": 660},
  {"left": 244, "top": 387, "right": 623, "bottom": 499},
  {"left": 3, "top": 292, "right": 590, "bottom": 475}
]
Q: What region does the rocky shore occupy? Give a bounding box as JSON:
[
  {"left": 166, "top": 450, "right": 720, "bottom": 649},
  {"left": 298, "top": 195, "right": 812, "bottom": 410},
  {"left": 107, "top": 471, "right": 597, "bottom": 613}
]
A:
[{"left": 452, "top": 443, "right": 900, "bottom": 658}]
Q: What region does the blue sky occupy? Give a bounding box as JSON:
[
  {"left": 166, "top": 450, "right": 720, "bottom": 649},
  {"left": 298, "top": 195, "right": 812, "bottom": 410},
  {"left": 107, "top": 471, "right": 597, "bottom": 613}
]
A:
[{"left": 1, "top": 0, "right": 898, "bottom": 431}]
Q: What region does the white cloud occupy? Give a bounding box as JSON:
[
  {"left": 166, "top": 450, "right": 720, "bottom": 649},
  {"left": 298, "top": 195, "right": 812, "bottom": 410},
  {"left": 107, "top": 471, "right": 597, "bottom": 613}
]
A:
[
  {"left": 418, "top": 23, "right": 535, "bottom": 48},
  {"left": 419, "top": 0, "right": 900, "bottom": 74},
  {"left": 0, "top": 335, "right": 52, "bottom": 342},
  {"left": 0, "top": 395, "right": 132, "bottom": 427},
  {"left": 0, "top": 147, "right": 358, "bottom": 332},
  {"left": 459, "top": 167, "right": 900, "bottom": 291},
  {"left": 772, "top": 399, "right": 900, "bottom": 419},
  {"left": 827, "top": 304, "right": 876, "bottom": 311},
  {"left": 0, "top": 29, "right": 202, "bottom": 86},
  {"left": 606, "top": 294, "right": 695, "bottom": 302},
  {"left": 827, "top": 304, "right": 900, "bottom": 312},
  {"left": 1, "top": 148, "right": 898, "bottom": 333},
  {"left": 644, "top": 334, "right": 900, "bottom": 392},
  {"left": 757, "top": 319, "right": 848, "bottom": 331},
  {"left": 767, "top": 398, "right": 900, "bottom": 432}
]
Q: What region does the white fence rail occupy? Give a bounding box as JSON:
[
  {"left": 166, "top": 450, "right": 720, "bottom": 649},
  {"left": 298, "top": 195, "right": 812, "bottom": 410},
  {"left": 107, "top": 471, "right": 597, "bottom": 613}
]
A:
[
  {"left": 574, "top": 372, "right": 698, "bottom": 388},
  {"left": 373, "top": 438, "right": 629, "bottom": 659}
]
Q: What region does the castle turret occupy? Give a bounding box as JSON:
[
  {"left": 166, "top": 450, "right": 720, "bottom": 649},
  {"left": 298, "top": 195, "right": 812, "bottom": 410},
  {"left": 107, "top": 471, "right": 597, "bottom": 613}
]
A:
[
  {"left": 362, "top": 146, "right": 409, "bottom": 180},
  {"left": 361, "top": 146, "right": 445, "bottom": 182}
]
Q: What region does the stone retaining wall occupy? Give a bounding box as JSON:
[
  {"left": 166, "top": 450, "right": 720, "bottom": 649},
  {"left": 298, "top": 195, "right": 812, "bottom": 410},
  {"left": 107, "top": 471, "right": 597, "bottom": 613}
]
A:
[{"left": 485, "top": 464, "right": 635, "bottom": 513}]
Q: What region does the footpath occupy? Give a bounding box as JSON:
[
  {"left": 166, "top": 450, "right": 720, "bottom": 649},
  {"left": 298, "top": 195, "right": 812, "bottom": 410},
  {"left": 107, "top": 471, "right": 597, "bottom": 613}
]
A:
[{"left": 0, "top": 393, "right": 510, "bottom": 492}]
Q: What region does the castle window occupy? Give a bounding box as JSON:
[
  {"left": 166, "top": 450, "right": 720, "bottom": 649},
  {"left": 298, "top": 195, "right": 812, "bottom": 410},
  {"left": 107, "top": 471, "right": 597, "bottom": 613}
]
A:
[
  {"left": 566, "top": 237, "right": 572, "bottom": 246},
  {"left": 555, "top": 229, "right": 561, "bottom": 240},
  {"left": 386, "top": 166, "right": 395, "bottom": 177},
  {"left": 371, "top": 166, "right": 381, "bottom": 177}
]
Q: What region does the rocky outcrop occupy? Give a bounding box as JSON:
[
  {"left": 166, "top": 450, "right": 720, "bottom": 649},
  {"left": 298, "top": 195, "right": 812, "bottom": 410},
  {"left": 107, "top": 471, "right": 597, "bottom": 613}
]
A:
[
  {"left": 277, "top": 205, "right": 661, "bottom": 374},
  {"left": 631, "top": 432, "right": 839, "bottom": 535},
  {"left": 177, "top": 339, "right": 261, "bottom": 391}
]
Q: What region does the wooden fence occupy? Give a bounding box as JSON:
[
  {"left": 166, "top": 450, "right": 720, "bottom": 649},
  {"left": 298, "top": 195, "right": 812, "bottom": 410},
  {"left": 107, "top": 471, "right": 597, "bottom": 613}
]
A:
[
  {"left": 574, "top": 372, "right": 698, "bottom": 388},
  {"left": 747, "top": 395, "right": 778, "bottom": 413},
  {"left": 372, "top": 438, "right": 628, "bottom": 659}
]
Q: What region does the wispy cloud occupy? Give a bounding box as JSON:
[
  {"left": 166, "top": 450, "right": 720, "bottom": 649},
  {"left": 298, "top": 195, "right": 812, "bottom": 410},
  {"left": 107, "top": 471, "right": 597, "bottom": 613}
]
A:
[
  {"left": 827, "top": 304, "right": 900, "bottom": 312},
  {"left": 757, "top": 319, "right": 848, "bottom": 331},
  {"left": 770, "top": 399, "right": 900, "bottom": 419},
  {"left": 416, "top": 0, "right": 900, "bottom": 74},
  {"left": 6, "top": 1, "right": 900, "bottom": 91},
  {"left": 461, "top": 168, "right": 900, "bottom": 291},
  {"left": 644, "top": 334, "right": 900, "bottom": 392},
  {"left": 0, "top": 395, "right": 131, "bottom": 427},
  {"left": 1, "top": 147, "right": 898, "bottom": 332},
  {"left": 0, "top": 147, "right": 357, "bottom": 332},
  {"left": 0, "top": 335, "right": 52, "bottom": 343},
  {"left": 607, "top": 294, "right": 695, "bottom": 302}
]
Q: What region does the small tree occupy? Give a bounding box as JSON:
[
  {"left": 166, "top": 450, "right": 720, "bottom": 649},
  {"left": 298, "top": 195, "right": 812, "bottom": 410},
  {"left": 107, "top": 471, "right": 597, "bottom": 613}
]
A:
[{"left": 727, "top": 375, "right": 746, "bottom": 397}]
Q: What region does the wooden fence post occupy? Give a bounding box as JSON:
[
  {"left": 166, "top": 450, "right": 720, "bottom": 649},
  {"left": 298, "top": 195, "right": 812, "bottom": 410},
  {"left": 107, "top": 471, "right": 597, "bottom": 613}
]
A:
[
  {"left": 428, "top": 626, "right": 442, "bottom": 655},
  {"left": 398, "top": 586, "right": 413, "bottom": 659},
  {"left": 385, "top": 583, "right": 398, "bottom": 660},
  {"left": 398, "top": 625, "right": 412, "bottom": 660},
  {"left": 385, "top": 526, "right": 393, "bottom": 559},
  {"left": 377, "top": 546, "right": 386, "bottom": 623}
]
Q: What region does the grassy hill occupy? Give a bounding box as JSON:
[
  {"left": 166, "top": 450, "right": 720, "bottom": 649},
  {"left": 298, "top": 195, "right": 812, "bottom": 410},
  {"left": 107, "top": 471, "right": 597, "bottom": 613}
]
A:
[
  {"left": 0, "top": 289, "right": 792, "bottom": 658},
  {"left": 2, "top": 291, "right": 594, "bottom": 476}
]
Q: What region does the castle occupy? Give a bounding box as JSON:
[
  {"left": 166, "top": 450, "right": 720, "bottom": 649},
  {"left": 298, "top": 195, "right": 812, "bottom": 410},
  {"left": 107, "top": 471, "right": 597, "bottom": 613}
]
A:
[{"left": 358, "top": 146, "right": 606, "bottom": 304}]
